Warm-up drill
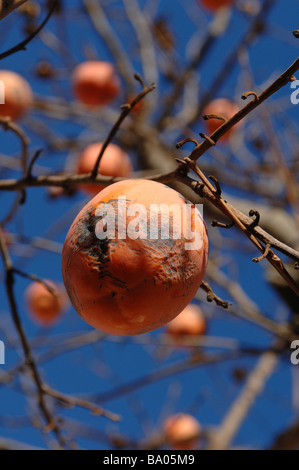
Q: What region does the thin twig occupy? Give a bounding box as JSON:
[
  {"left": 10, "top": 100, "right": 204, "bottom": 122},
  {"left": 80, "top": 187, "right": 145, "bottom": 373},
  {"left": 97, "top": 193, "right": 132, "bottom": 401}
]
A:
[
  {"left": 0, "top": 0, "right": 58, "bottom": 61},
  {"left": 0, "top": 228, "right": 67, "bottom": 448},
  {"left": 207, "top": 350, "right": 279, "bottom": 450},
  {"left": 91, "top": 77, "right": 156, "bottom": 179},
  {"left": 0, "top": 117, "right": 29, "bottom": 174},
  {"left": 43, "top": 386, "right": 121, "bottom": 422},
  {"left": 200, "top": 281, "right": 231, "bottom": 308},
  {"left": 189, "top": 56, "right": 299, "bottom": 161},
  {"left": 183, "top": 158, "right": 299, "bottom": 296},
  {"left": 83, "top": 0, "right": 135, "bottom": 89}
]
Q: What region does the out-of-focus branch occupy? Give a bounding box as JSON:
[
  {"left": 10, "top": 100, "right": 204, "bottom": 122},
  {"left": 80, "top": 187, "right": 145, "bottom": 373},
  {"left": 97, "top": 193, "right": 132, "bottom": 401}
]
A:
[
  {"left": 270, "top": 419, "right": 299, "bottom": 450},
  {"left": 0, "top": 117, "right": 29, "bottom": 174},
  {"left": 0, "top": 228, "right": 67, "bottom": 448},
  {"left": 43, "top": 385, "right": 121, "bottom": 422},
  {"left": 83, "top": 0, "right": 136, "bottom": 90},
  {"left": 0, "top": 1, "right": 58, "bottom": 60},
  {"left": 191, "top": 0, "right": 277, "bottom": 124},
  {"left": 238, "top": 47, "right": 299, "bottom": 222},
  {"left": 91, "top": 75, "right": 156, "bottom": 178},
  {"left": 156, "top": 7, "right": 232, "bottom": 129},
  {"left": 205, "top": 265, "right": 294, "bottom": 341},
  {"left": 94, "top": 351, "right": 249, "bottom": 405},
  {"left": 123, "top": 0, "right": 158, "bottom": 90},
  {"left": 186, "top": 55, "right": 299, "bottom": 162},
  {"left": 0, "top": 0, "right": 27, "bottom": 20},
  {"left": 207, "top": 351, "right": 279, "bottom": 450},
  {"left": 179, "top": 162, "right": 299, "bottom": 296},
  {"left": 0, "top": 436, "right": 44, "bottom": 450}
]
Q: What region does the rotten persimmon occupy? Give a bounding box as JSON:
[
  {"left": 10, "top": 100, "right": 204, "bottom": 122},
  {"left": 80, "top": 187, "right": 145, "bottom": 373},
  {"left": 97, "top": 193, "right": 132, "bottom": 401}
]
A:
[{"left": 62, "top": 179, "right": 209, "bottom": 336}]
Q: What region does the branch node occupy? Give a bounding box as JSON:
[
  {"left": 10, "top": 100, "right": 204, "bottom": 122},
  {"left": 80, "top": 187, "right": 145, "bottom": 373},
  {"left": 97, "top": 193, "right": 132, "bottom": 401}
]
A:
[
  {"left": 241, "top": 91, "right": 259, "bottom": 101},
  {"left": 211, "top": 220, "right": 234, "bottom": 229},
  {"left": 252, "top": 243, "right": 271, "bottom": 263},
  {"left": 175, "top": 158, "right": 188, "bottom": 165},
  {"left": 199, "top": 133, "right": 216, "bottom": 145},
  {"left": 175, "top": 159, "right": 189, "bottom": 177},
  {"left": 190, "top": 181, "right": 205, "bottom": 198},
  {"left": 0, "top": 0, "right": 58, "bottom": 61},
  {"left": 26, "top": 149, "right": 43, "bottom": 180},
  {"left": 120, "top": 103, "right": 131, "bottom": 110},
  {"left": 176, "top": 138, "right": 200, "bottom": 149},
  {"left": 249, "top": 209, "right": 260, "bottom": 227},
  {"left": 208, "top": 175, "right": 222, "bottom": 196},
  {"left": 200, "top": 281, "right": 231, "bottom": 309},
  {"left": 134, "top": 73, "right": 146, "bottom": 89},
  {"left": 202, "top": 113, "right": 227, "bottom": 123},
  {"left": 42, "top": 417, "right": 63, "bottom": 434}
]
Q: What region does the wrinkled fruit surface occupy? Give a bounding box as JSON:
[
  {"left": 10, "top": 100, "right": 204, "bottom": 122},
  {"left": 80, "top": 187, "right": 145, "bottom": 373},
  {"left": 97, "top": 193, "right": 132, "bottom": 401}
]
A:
[{"left": 62, "top": 179, "right": 208, "bottom": 335}]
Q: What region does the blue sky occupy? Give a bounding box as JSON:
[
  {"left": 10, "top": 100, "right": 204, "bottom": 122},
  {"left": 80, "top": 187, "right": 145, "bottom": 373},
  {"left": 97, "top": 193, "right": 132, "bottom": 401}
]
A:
[{"left": 0, "top": 0, "right": 298, "bottom": 450}]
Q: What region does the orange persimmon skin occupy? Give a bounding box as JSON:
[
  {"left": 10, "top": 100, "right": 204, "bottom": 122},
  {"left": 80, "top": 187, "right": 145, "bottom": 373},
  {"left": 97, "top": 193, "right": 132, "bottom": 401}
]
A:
[
  {"left": 163, "top": 413, "right": 201, "bottom": 450},
  {"left": 199, "top": 0, "right": 234, "bottom": 11},
  {"left": 25, "top": 280, "right": 69, "bottom": 327},
  {"left": 0, "top": 71, "right": 32, "bottom": 120},
  {"left": 72, "top": 61, "right": 120, "bottom": 107},
  {"left": 203, "top": 98, "right": 240, "bottom": 140},
  {"left": 61, "top": 179, "right": 209, "bottom": 336},
  {"left": 166, "top": 304, "right": 206, "bottom": 339},
  {"left": 77, "top": 142, "right": 133, "bottom": 195}
]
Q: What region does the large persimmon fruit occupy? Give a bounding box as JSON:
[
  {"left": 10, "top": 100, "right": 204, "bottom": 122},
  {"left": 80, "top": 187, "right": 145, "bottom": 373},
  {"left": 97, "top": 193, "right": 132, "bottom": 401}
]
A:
[
  {"left": 77, "top": 142, "right": 132, "bottom": 195},
  {"left": 72, "top": 61, "right": 120, "bottom": 107},
  {"left": 163, "top": 413, "right": 201, "bottom": 450},
  {"left": 165, "top": 303, "right": 206, "bottom": 340},
  {"left": 25, "top": 280, "right": 69, "bottom": 327},
  {"left": 203, "top": 97, "right": 241, "bottom": 141},
  {"left": 199, "top": 0, "right": 234, "bottom": 12},
  {"left": 62, "top": 179, "right": 208, "bottom": 336},
  {"left": 0, "top": 70, "right": 32, "bottom": 120}
]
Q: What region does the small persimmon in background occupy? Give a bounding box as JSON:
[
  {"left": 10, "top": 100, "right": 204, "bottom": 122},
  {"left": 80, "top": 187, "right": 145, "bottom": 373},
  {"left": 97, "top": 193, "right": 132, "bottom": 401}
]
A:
[
  {"left": 77, "top": 142, "right": 133, "bottom": 195},
  {"left": 25, "top": 280, "right": 69, "bottom": 327},
  {"left": 0, "top": 70, "right": 32, "bottom": 120},
  {"left": 199, "top": 0, "right": 234, "bottom": 12},
  {"left": 165, "top": 304, "right": 206, "bottom": 343},
  {"left": 127, "top": 95, "right": 145, "bottom": 115},
  {"left": 72, "top": 61, "right": 120, "bottom": 107},
  {"left": 163, "top": 413, "right": 201, "bottom": 450},
  {"left": 202, "top": 97, "right": 241, "bottom": 141}
]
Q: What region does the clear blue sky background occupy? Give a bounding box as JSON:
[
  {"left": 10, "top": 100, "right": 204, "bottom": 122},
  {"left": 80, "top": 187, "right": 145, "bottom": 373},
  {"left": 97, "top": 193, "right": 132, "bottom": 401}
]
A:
[{"left": 0, "top": 0, "right": 298, "bottom": 450}]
